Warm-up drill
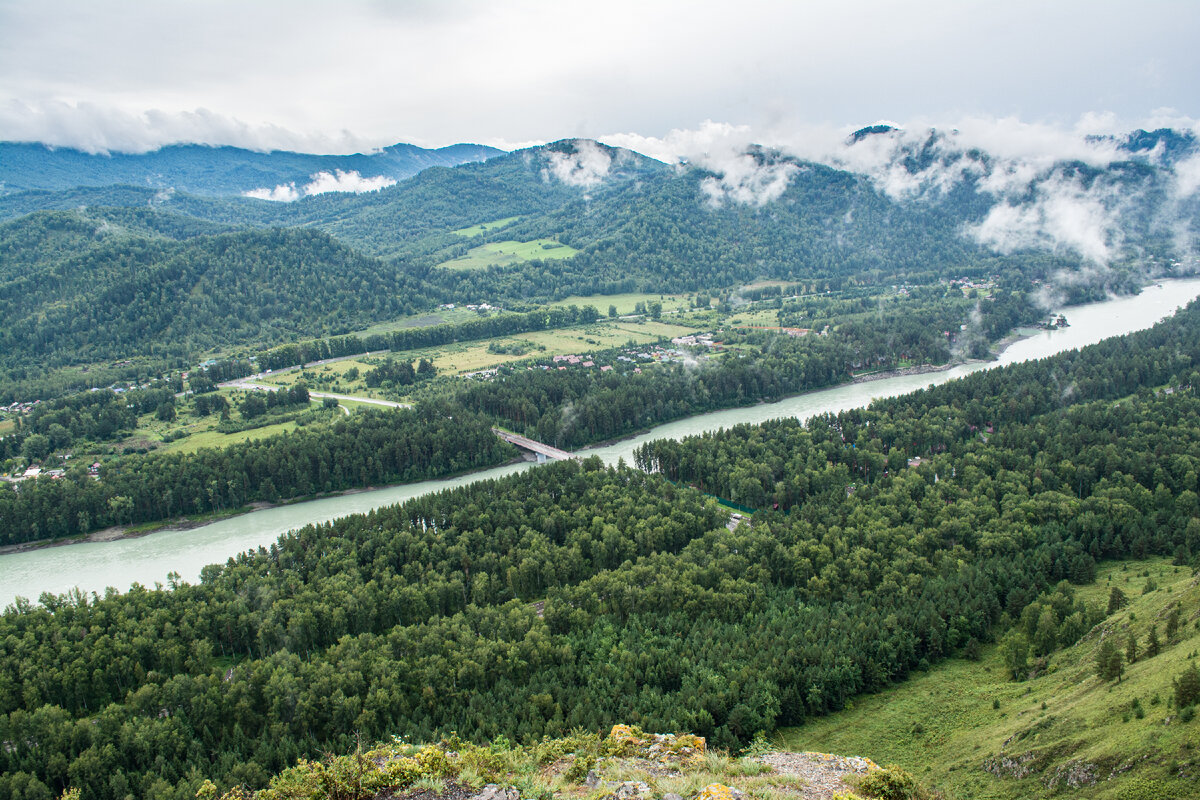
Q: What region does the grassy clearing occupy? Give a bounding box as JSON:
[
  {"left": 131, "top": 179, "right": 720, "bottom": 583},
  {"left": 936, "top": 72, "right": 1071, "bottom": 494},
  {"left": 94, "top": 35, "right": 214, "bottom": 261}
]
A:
[
  {"left": 549, "top": 292, "right": 691, "bottom": 315},
  {"left": 257, "top": 359, "right": 373, "bottom": 394},
  {"left": 351, "top": 307, "right": 486, "bottom": 337},
  {"left": 780, "top": 557, "right": 1200, "bottom": 799},
  {"left": 0, "top": 418, "right": 14, "bottom": 435},
  {"left": 422, "top": 320, "right": 702, "bottom": 374},
  {"left": 161, "top": 420, "right": 301, "bottom": 454},
  {"left": 729, "top": 309, "right": 783, "bottom": 327},
  {"left": 436, "top": 239, "right": 578, "bottom": 271},
  {"left": 451, "top": 216, "right": 522, "bottom": 237}
]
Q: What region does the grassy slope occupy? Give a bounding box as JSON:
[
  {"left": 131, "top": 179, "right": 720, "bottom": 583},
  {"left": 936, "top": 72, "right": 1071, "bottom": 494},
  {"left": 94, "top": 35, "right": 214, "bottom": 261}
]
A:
[
  {"left": 436, "top": 239, "right": 579, "bottom": 270},
  {"left": 780, "top": 557, "right": 1200, "bottom": 799},
  {"left": 452, "top": 216, "right": 522, "bottom": 237}
]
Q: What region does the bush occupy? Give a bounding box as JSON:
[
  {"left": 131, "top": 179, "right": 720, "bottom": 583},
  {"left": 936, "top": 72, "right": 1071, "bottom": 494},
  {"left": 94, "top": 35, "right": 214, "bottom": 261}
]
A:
[{"left": 854, "top": 764, "right": 921, "bottom": 800}]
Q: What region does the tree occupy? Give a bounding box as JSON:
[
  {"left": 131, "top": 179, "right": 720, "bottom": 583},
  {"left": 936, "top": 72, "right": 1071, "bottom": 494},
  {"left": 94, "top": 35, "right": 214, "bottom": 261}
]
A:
[
  {"left": 1175, "top": 664, "right": 1200, "bottom": 709},
  {"left": 608, "top": 305, "right": 618, "bottom": 318},
  {"left": 999, "top": 630, "right": 1030, "bottom": 680},
  {"left": 1166, "top": 607, "right": 1181, "bottom": 641},
  {"left": 1146, "top": 625, "right": 1161, "bottom": 658},
  {"left": 21, "top": 433, "right": 51, "bottom": 462},
  {"left": 156, "top": 401, "right": 176, "bottom": 422},
  {"left": 1033, "top": 609, "right": 1058, "bottom": 657},
  {"left": 240, "top": 393, "right": 267, "bottom": 419},
  {"left": 1125, "top": 631, "right": 1139, "bottom": 664},
  {"left": 1107, "top": 586, "right": 1127, "bottom": 615},
  {"left": 1097, "top": 638, "right": 1124, "bottom": 682},
  {"left": 107, "top": 494, "right": 134, "bottom": 526}
]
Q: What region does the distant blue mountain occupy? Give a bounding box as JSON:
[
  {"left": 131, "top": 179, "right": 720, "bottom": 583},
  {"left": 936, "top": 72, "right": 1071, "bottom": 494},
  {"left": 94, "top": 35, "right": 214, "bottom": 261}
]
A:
[{"left": 0, "top": 141, "right": 505, "bottom": 196}]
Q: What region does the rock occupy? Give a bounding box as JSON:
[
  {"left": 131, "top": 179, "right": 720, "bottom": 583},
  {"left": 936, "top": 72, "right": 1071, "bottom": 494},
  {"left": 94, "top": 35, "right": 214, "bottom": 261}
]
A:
[
  {"left": 982, "top": 751, "right": 1040, "bottom": 780},
  {"left": 470, "top": 785, "right": 519, "bottom": 800},
  {"left": 585, "top": 770, "right": 600, "bottom": 788},
  {"left": 1043, "top": 760, "right": 1098, "bottom": 790},
  {"left": 614, "top": 781, "right": 652, "bottom": 799},
  {"left": 696, "top": 784, "right": 744, "bottom": 800},
  {"left": 663, "top": 794, "right": 683, "bottom": 800}
]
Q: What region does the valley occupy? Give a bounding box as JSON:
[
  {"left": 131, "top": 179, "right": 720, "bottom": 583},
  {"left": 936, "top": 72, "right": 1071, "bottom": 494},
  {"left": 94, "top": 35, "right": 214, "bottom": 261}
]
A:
[{"left": 1, "top": 126, "right": 1200, "bottom": 800}]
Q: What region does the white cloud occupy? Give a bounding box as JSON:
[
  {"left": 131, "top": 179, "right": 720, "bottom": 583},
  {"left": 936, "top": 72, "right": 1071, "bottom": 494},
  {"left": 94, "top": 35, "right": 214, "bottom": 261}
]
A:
[
  {"left": 541, "top": 140, "right": 613, "bottom": 188},
  {"left": 0, "top": 99, "right": 381, "bottom": 155},
  {"left": 243, "top": 169, "right": 396, "bottom": 202},
  {"left": 968, "top": 173, "right": 1121, "bottom": 264},
  {"left": 698, "top": 151, "right": 800, "bottom": 207},
  {"left": 244, "top": 183, "right": 301, "bottom": 202}
]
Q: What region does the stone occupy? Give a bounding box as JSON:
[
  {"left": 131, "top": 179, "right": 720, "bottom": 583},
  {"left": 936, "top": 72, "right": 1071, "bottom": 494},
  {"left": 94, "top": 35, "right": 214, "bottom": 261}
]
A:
[{"left": 469, "top": 785, "right": 519, "bottom": 800}]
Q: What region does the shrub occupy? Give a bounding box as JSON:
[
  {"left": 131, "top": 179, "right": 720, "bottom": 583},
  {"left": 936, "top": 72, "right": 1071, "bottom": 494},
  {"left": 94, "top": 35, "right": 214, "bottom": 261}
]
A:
[{"left": 854, "top": 764, "right": 921, "bottom": 800}]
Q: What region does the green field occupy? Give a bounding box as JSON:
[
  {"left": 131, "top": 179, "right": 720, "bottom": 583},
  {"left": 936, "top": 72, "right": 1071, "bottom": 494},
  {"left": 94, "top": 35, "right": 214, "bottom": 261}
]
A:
[
  {"left": 424, "top": 319, "right": 701, "bottom": 374},
  {"left": 161, "top": 420, "right": 302, "bottom": 454},
  {"left": 258, "top": 359, "right": 373, "bottom": 394},
  {"left": 729, "top": 308, "right": 783, "bottom": 327},
  {"left": 451, "top": 216, "right": 521, "bottom": 237},
  {"left": 549, "top": 292, "right": 692, "bottom": 315},
  {"left": 350, "top": 306, "right": 487, "bottom": 337},
  {"left": 780, "top": 557, "right": 1200, "bottom": 799},
  {"left": 435, "top": 239, "right": 578, "bottom": 271}
]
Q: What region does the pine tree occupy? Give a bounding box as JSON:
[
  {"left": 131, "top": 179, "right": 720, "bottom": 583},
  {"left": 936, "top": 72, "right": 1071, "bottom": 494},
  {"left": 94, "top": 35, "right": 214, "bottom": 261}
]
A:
[
  {"left": 1097, "top": 637, "right": 1124, "bottom": 682},
  {"left": 1126, "top": 631, "right": 1139, "bottom": 664},
  {"left": 1107, "top": 587, "right": 1127, "bottom": 615},
  {"left": 1146, "top": 625, "right": 1161, "bottom": 658}
]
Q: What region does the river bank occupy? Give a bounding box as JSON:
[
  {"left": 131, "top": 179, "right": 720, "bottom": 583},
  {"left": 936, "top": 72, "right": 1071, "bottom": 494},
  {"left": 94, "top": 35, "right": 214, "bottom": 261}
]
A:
[
  {"left": 5, "top": 278, "right": 1200, "bottom": 606},
  {"left": 0, "top": 454, "right": 537, "bottom": 557}
]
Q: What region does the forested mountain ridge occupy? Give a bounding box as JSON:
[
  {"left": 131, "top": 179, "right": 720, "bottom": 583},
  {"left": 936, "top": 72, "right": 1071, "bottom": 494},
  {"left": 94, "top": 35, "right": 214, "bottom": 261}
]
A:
[
  {"left": 5, "top": 130, "right": 1195, "bottom": 305},
  {"left": 0, "top": 140, "right": 503, "bottom": 196},
  {"left": 0, "top": 212, "right": 436, "bottom": 369}
]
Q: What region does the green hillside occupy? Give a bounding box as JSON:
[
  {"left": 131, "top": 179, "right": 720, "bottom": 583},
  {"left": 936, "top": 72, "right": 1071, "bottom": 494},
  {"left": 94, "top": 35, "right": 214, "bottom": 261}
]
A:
[
  {"left": 0, "top": 211, "right": 436, "bottom": 368},
  {"left": 782, "top": 557, "right": 1200, "bottom": 799}
]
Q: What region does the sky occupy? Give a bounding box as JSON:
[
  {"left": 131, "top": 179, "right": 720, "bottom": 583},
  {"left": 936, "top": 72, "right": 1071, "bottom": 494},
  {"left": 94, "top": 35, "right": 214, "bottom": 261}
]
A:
[{"left": 0, "top": 0, "right": 1198, "bottom": 156}]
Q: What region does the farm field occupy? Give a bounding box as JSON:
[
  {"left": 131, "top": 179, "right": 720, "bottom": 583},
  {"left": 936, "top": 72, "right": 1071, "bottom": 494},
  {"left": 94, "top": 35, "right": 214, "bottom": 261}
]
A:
[{"left": 435, "top": 238, "right": 578, "bottom": 270}]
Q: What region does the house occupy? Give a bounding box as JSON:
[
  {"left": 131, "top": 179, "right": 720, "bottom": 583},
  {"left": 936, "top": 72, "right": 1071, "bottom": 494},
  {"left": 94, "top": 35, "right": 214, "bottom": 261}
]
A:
[{"left": 22, "top": 466, "right": 41, "bottom": 479}]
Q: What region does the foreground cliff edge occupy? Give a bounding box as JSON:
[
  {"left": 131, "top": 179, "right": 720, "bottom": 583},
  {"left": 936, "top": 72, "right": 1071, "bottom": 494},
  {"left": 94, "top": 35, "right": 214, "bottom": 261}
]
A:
[{"left": 188, "top": 725, "right": 921, "bottom": 800}]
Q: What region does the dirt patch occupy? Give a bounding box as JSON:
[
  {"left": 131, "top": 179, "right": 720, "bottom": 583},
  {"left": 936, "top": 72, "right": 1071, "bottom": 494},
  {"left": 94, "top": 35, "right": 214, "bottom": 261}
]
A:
[
  {"left": 381, "top": 779, "right": 478, "bottom": 800},
  {"left": 757, "top": 752, "right": 878, "bottom": 800}
]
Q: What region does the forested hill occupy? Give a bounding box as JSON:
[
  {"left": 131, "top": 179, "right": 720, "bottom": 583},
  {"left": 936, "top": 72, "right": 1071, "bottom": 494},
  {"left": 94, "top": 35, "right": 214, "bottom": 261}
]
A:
[
  {"left": 5, "top": 295, "right": 1200, "bottom": 799},
  {"left": 0, "top": 211, "right": 435, "bottom": 368},
  {"left": 0, "top": 140, "right": 503, "bottom": 196}
]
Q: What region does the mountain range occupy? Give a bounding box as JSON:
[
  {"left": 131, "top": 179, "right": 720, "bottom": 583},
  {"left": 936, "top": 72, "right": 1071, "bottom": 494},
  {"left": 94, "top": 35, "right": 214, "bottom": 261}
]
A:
[{"left": 0, "top": 140, "right": 503, "bottom": 197}]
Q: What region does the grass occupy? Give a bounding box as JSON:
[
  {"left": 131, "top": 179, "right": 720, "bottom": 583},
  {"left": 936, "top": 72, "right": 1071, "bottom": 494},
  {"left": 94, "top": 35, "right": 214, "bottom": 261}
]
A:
[
  {"left": 435, "top": 239, "right": 579, "bottom": 271},
  {"left": 257, "top": 359, "right": 373, "bottom": 395},
  {"left": 0, "top": 418, "right": 14, "bottom": 435},
  {"left": 451, "top": 216, "right": 522, "bottom": 237},
  {"left": 421, "top": 320, "right": 702, "bottom": 374},
  {"left": 161, "top": 420, "right": 301, "bottom": 454},
  {"left": 779, "top": 556, "right": 1200, "bottom": 799},
  {"left": 351, "top": 307, "right": 487, "bottom": 337},
  {"left": 729, "top": 309, "right": 783, "bottom": 327},
  {"left": 549, "top": 292, "right": 692, "bottom": 315}
]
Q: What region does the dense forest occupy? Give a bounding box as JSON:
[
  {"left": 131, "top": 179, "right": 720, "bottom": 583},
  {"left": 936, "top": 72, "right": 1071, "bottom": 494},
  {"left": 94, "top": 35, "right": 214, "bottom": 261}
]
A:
[
  {"left": 0, "top": 404, "right": 513, "bottom": 545},
  {"left": 0, "top": 213, "right": 436, "bottom": 371},
  {"left": 4, "top": 299, "right": 1200, "bottom": 799}
]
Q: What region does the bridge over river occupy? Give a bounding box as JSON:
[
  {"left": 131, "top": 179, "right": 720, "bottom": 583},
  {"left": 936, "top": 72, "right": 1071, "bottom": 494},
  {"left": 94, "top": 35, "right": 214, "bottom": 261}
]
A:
[{"left": 492, "top": 429, "right": 577, "bottom": 461}]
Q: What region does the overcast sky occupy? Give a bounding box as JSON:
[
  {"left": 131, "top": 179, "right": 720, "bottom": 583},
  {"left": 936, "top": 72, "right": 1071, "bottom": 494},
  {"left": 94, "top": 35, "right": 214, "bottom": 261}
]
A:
[{"left": 1, "top": 0, "right": 1198, "bottom": 155}]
